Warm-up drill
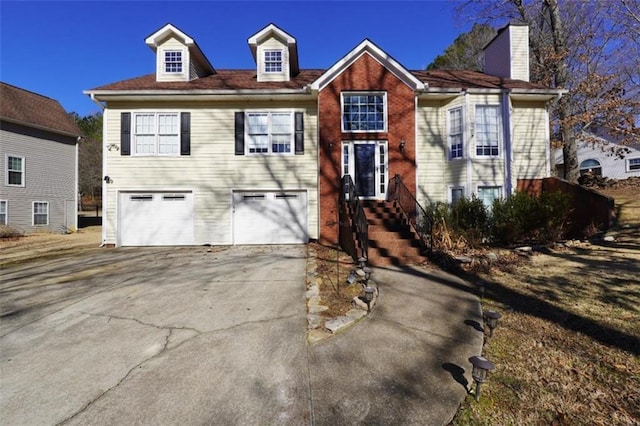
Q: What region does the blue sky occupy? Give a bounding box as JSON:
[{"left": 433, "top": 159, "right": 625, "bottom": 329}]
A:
[{"left": 1, "top": 1, "right": 472, "bottom": 116}]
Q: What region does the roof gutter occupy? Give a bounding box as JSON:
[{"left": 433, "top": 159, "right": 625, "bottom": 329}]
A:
[{"left": 88, "top": 92, "right": 106, "bottom": 110}]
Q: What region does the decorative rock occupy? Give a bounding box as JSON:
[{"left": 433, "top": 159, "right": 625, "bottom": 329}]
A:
[
  {"left": 308, "top": 295, "right": 322, "bottom": 306},
  {"left": 603, "top": 236, "right": 615, "bottom": 242},
  {"left": 515, "top": 246, "right": 532, "bottom": 253},
  {"left": 485, "top": 252, "right": 498, "bottom": 262},
  {"left": 352, "top": 296, "right": 369, "bottom": 310},
  {"left": 356, "top": 269, "right": 366, "bottom": 277},
  {"left": 326, "top": 316, "right": 356, "bottom": 334},
  {"left": 305, "top": 286, "right": 319, "bottom": 299},
  {"left": 308, "top": 304, "right": 329, "bottom": 314},
  {"left": 307, "top": 314, "right": 323, "bottom": 329},
  {"left": 346, "top": 309, "right": 367, "bottom": 320},
  {"left": 308, "top": 329, "right": 331, "bottom": 344},
  {"left": 454, "top": 256, "right": 473, "bottom": 264}
]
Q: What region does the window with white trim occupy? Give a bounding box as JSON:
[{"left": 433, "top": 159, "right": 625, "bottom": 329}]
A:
[
  {"left": 475, "top": 106, "right": 500, "bottom": 157},
  {"left": 579, "top": 159, "right": 602, "bottom": 176},
  {"left": 448, "top": 107, "right": 464, "bottom": 160},
  {"left": 627, "top": 158, "right": 640, "bottom": 171},
  {"left": 0, "top": 200, "right": 7, "bottom": 225},
  {"left": 33, "top": 201, "right": 48, "bottom": 226},
  {"left": 164, "top": 50, "right": 183, "bottom": 73},
  {"left": 264, "top": 50, "right": 283, "bottom": 73},
  {"left": 246, "top": 112, "right": 293, "bottom": 154},
  {"left": 133, "top": 113, "right": 180, "bottom": 156},
  {"left": 342, "top": 93, "right": 387, "bottom": 132},
  {"left": 477, "top": 186, "right": 501, "bottom": 209},
  {"left": 6, "top": 155, "right": 24, "bottom": 186},
  {"left": 451, "top": 187, "right": 464, "bottom": 204}
]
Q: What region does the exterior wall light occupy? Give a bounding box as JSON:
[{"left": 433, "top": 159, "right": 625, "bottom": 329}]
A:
[
  {"left": 469, "top": 355, "right": 495, "bottom": 401},
  {"left": 484, "top": 310, "right": 502, "bottom": 337},
  {"left": 399, "top": 139, "right": 406, "bottom": 152}
]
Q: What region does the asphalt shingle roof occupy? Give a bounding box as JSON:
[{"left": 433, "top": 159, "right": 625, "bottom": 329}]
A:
[{"left": 0, "top": 82, "right": 82, "bottom": 136}]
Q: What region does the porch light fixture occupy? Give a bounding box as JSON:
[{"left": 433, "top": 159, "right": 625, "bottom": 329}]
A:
[
  {"left": 399, "top": 139, "right": 406, "bottom": 152},
  {"left": 107, "top": 143, "right": 120, "bottom": 151},
  {"left": 103, "top": 175, "right": 113, "bottom": 184},
  {"left": 483, "top": 310, "right": 502, "bottom": 337},
  {"left": 469, "top": 355, "right": 495, "bottom": 401},
  {"left": 364, "top": 286, "right": 375, "bottom": 311}
]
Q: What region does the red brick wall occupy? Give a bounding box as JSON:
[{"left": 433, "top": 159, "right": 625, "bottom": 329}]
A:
[{"left": 318, "top": 53, "right": 416, "bottom": 244}]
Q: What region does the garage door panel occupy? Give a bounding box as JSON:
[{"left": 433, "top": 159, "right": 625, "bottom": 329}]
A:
[
  {"left": 119, "top": 192, "right": 194, "bottom": 246},
  {"left": 233, "top": 191, "right": 308, "bottom": 244}
]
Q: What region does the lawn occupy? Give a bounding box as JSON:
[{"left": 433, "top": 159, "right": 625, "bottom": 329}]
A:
[{"left": 451, "top": 186, "right": 640, "bottom": 425}]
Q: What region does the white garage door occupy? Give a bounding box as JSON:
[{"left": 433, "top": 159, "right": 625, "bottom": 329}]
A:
[
  {"left": 233, "top": 191, "right": 308, "bottom": 244},
  {"left": 119, "top": 192, "right": 194, "bottom": 246}
]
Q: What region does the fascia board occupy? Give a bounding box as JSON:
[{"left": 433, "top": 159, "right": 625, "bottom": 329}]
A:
[
  {"left": 145, "top": 23, "right": 194, "bottom": 48},
  {"left": 84, "top": 89, "right": 316, "bottom": 102},
  {"left": 310, "top": 40, "right": 425, "bottom": 92}
]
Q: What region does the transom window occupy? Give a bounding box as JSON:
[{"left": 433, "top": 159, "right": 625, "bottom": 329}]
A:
[
  {"left": 264, "top": 50, "right": 283, "bottom": 73},
  {"left": 342, "top": 93, "right": 387, "bottom": 132},
  {"left": 133, "top": 113, "right": 180, "bottom": 156},
  {"left": 477, "top": 186, "right": 501, "bottom": 209},
  {"left": 627, "top": 158, "right": 640, "bottom": 171},
  {"left": 33, "top": 201, "right": 48, "bottom": 226},
  {"left": 448, "top": 107, "right": 464, "bottom": 160},
  {"left": 475, "top": 106, "right": 500, "bottom": 157},
  {"left": 579, "top": 159, "right": 602, "bottom": 176},
  {"left": 246, "top": 112, "right": 293, "bottom": 154},
  {"left": 0, "top": 200, "right": 7, "bottom": 225},
  {"left": 6, "top": 155, "right": 24, "bottom": 186},
  {"left": 164, "top": 51, "right": 183, "bottom": 73}
]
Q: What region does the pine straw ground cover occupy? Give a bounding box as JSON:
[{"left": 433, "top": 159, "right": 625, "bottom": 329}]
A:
[{"left": 451, "top": 186, "right": 640, "bottom": 425}]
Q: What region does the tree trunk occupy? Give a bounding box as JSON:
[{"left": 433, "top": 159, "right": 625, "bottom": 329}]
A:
[{"left": 545, "top": 0, "right": 578, "bottom": 182}]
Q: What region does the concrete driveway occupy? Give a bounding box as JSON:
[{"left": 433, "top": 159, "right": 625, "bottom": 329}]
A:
[
  {"left": 1, "top": 245, "right": 311, "bottom": 425},
  {"left": 1, "top": 245, "right": 483, "bottom": 425}
]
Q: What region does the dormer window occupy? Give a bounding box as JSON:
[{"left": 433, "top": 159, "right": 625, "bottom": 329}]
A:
[
  {"left": 164, "top": 50, "right": 183, "bottom": 73},
  {"left": 264, "top": 50, "right": 283, "bottom": 73}
]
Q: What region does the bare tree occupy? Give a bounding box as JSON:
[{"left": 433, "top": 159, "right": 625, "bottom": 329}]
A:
[
  {"left": 455, "top": 0, "right": 640, "bottom": 182},
  {"left": 427, "top": 23, "right": 497, "bottom": 71}
]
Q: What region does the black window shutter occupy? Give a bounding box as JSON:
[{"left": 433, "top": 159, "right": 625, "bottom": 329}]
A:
[
  {"left": 294, "top": 112, "right": 304, "bottom": 155},
  {"left": 121, "top": 112, "right": 131, "bottom": 156},
  {"left": 235, "top": 112, "right": 245, "bottom": 155},
  {"left": 180, "top": 112, "right": 191, "bottom": 155}
]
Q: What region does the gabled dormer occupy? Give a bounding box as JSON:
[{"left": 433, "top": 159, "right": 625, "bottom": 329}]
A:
[
  {"left": 248, "top": 24, "right": 299, "bottom": 82},
  {"left": 145, "top": 23, "right": 215, "bottom": 82}
]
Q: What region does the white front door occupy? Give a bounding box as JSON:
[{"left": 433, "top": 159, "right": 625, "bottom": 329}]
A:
[{"left": 342, "top": 141, "right": 388, "bottom": 199}]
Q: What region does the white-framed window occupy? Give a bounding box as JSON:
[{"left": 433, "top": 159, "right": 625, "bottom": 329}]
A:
[
  {"left": 627, "top": 158, "right": 640, "bottom": 172},
  {"left": 579, "top": 159, "right": 602, "bottom": 176},
  {"left": 133, "top": 113, "right": 180, "bottom": 156},
  {"left": 0, "top": 200, "right": 7, "bottom": 225},
  {"left": 32, "top": 201, "right": 49, "bottom": 226},
  {"left": 264, "top": 50, "right": 283, "bottom": 73},
  {"left": 342, "top": 92, "right": 387, "bottom": 132},
  {"left": 475, "top": 105, "right": 500, "bottom": 157},
  {"left": 164, "top": 50, "right": 183, "bottom": 73},
  {"left": 246, "top": 112, "right": 293, "bottom": 154},
  {"left": 450, "top": 187, "right": 465, "bottom": 204},
  {"left": 448, "top": 107, "right": 464, "bottom": 160},
  {"left": 477, "top": 186, "right": 502, "bottom": 209},
  {"left": 6, "top": 155, "right": 25, "bottom": 186}
]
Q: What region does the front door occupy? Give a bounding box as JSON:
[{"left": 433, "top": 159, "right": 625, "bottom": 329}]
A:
[{"left": 342, "top": 141, "right": 388, "bottom": 199}]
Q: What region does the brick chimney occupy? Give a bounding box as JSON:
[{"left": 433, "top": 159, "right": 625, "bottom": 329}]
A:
[{"left": 483, "top": 22, "right": 529, "bottom": 82}]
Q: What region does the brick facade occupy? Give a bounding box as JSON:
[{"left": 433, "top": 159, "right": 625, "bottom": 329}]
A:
[{"left": 318, "top": 53, "right": 416, "bottom": 245}]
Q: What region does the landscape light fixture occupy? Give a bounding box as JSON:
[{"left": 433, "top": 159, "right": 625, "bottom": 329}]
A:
[
  {"left": 469, "top": 355, "right": 495, "bottom": 401},
  {"left": 358, "top": 257, "right": 367, "bottom": 269},
  {"left": 483, "top": 310, "right": 502, "bottom": 337},
  {"left": 364, "top": 286, "right": 375, "bottom": 311},
  {"left": 363, "top": 266, "right": 372, "bottom": 281},
  {"left": 346, "top": 271, "right": 357, "bottom": 285}
]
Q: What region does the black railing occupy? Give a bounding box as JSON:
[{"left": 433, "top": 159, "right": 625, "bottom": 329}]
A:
[
  {"left": 387, "top": 174, "right": 433, "bottom": 252},
  {"left": 339, "top": 174, "right": 369, "bottom": 260}
]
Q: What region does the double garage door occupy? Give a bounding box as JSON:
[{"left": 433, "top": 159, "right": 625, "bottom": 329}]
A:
[
  {"left": 119, "top": 192, "right": 194, "bottom": 246},
  {"left": 233, "top": 190, "right": 308, "bottom": 244},
  {"left": 118, "top": 190, "right": 307, "bottom": 246}
]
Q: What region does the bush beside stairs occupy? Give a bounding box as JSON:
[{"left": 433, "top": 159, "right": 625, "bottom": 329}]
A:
[{"left": 363, "top": 200, "right": 427, "bottom": 266}]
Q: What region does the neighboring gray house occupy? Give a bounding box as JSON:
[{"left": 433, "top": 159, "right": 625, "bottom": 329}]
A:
[
  {"left": 553, "top": 131, "right": 640, "bottom": 179},
  {"left": 0, "top": 82, "right": 82, "bottom": 233}
]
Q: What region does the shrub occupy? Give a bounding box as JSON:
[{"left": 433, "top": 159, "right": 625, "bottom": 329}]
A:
[{"left": 0, "top": 226, "right": 23, "bottom": 239}]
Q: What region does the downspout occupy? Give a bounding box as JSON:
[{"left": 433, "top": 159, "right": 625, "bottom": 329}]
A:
[
  {"left": 503, "top": 91, "right": 513, "bottom": 195},
  {"left": 75, "top": 136, "right": 82, "bottom": 231},
  {"left": 465, "top": 91, "right": 472, "bottom": 195},
  {"left": 89, "top": 93, "right": 108, "bottom": 247}
]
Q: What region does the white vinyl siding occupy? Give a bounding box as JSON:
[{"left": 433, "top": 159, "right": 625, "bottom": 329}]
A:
[
  {"left": 32, "top": 201, "right": 49, "bottom": 225},
  {"left": 256, "top": 38, "right": 290, "bottom": 82},
  {"left": 102, "top": 102, "right": 318, "bottom": 246},
  {"left": 133, "top": 113, "right": 180, "bottom": 156},
  {"left": 155, "top": 37, "right": 189, "bottom": 82}
]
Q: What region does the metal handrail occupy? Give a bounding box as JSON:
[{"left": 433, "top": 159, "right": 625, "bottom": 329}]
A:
[
  {"left": 339, "top": 174, "right": 369, "bottom": 260},
  {"left": 387, "top": 174, "right": 433, "bottom": 252}
]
